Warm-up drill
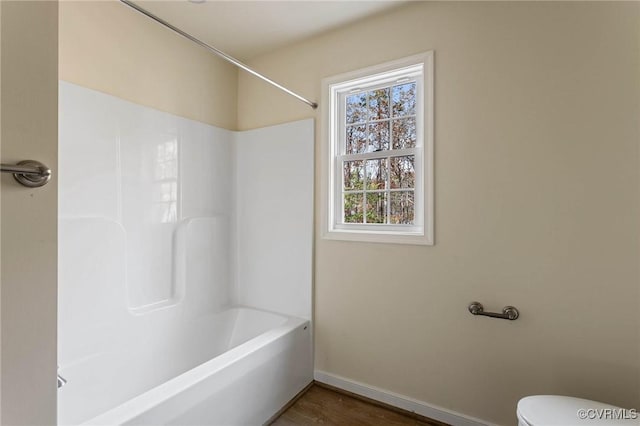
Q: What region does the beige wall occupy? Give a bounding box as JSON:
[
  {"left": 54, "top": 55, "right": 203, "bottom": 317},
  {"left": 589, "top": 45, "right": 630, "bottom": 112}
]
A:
[
  {"left": 238, "top": 2, "right": 640, "bottom": 424},
  {"left": 1, "top": 1, "right": 59, "bottom": 424},
  {"left": 59, "top": 0, "right": 237, "bottom": 130}
]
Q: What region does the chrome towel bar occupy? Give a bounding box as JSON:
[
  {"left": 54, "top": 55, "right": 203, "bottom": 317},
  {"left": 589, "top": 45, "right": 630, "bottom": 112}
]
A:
[
  {"left": 1, "top": 160, "right": 51, "bottom": 187},
  {"left": 468, "top": 301, "right": 519, "bottom": 320}
]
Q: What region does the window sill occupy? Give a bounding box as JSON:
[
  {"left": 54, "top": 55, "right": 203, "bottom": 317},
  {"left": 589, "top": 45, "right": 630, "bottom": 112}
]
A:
[{"left": 322, "top": 228, "right": 433, "bottom": 246}]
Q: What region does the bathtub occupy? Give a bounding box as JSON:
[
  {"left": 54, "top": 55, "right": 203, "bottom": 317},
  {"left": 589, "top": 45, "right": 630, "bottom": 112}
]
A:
[{"left": 58, "top": 307, "right": 312, "bottom": 425}]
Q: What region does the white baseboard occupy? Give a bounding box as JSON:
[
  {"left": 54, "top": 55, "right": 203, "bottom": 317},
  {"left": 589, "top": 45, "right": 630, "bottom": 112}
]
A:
[{"left": 314, "top": 370, "right": 495, "bottom": 426}]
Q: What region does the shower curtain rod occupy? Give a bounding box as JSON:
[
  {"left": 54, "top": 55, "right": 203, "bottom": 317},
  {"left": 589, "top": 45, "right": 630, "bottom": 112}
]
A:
[{"left": 119, "top": 0, "right": 318, "bottom": 110}]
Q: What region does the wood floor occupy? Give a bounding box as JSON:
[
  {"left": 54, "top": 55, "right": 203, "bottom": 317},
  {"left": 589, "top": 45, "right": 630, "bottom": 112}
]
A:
[{"left": 270, "top": 384, "right": 448, "bottom": 426}]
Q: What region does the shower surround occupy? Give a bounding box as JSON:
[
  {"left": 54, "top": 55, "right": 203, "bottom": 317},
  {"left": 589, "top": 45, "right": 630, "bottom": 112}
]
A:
[{"left": 57, "top": 81, "right": 313, "bottom": 425}]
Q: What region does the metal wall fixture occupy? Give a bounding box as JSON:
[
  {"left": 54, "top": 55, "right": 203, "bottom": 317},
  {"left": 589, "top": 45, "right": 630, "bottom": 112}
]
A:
[
  {"left": 468, "top": 301, "right": 519, "bottom": 321},
  {"left": 118, "top": 0, "right": 318, "bottom": 109},
  {"left": 1, "top": 160, "right": 52, "bottom": 188},
  {"left": 57, "top": 366, "right": 67, "bottom": 389}
]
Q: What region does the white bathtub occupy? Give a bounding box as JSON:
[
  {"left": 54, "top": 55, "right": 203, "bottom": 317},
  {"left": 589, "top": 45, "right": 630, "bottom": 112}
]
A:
[{"left": 58, "top": 307, "right": 312, "bottom": 425}]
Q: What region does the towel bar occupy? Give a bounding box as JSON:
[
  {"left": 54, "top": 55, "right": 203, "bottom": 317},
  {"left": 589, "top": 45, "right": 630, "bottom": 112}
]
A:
[
  {"left": 1, "top": 160, "right": 51, "bottom": 187},
  {"left": 468, "top": 301, "right": 519, "bottom": 320}
]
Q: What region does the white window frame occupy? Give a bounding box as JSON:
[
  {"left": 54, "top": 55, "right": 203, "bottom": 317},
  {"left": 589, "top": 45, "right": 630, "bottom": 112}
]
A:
[{"left": 321, "top": 52, "right": 434, "bottom": 245}]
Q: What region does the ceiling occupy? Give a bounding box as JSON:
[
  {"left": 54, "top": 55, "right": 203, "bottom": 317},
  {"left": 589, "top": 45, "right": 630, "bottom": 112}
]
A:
[{"left": 134, "top": 0, "right": 407, "bottom": 60}]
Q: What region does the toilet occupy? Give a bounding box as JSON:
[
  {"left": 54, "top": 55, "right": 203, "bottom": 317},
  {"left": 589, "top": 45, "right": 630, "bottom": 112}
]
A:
[{"left": 517, "top": 395, "right": 639, "bottom": 425}]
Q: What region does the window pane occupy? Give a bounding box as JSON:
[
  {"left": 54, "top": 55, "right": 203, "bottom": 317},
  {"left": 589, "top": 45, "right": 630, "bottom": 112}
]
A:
[
  {"left": 346, "top": 125, "right": 366, "bottom": 154},
  {"left": 368, "top": 88, "right": 390, "bottom": 120},
  {"left": 346, "top": 92, "right": 367, "bottom": 124},
  {"left": 366, "top": 192, "right": 387, "bottom": 224},
  {"left": 392, "top": 117, "right": 417, "bottom": 149},
  {"left": 367, "top": 121, "right": 390, "bottom": 152},
  {"left": 390, "top": 191, "right": 414, "bottom": 224},
  {"left": 365, "top": 159, "right": 387, "bottom": 190},
  {"left": 344, "top": 193, "right": 364, "bottom": 223},
  {"left": 390, "top": 155, "right": 415, "bottom": 189},
  {"left": 392, "top": 82, "right": 416, "bottom": 117},
  {"left": 343, "top": 160, "right": 364, "bottom": 190}
]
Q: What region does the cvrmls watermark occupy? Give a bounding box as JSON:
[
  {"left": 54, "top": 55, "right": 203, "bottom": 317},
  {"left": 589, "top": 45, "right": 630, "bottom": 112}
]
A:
[{"left": 577, "top": 408, "right": 638, "bottom": 420}]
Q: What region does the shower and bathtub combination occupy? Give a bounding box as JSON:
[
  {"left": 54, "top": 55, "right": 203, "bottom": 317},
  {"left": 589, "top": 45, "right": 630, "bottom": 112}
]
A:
[{"left": 57, "top": 80, "right": 314, "bottom": 424}]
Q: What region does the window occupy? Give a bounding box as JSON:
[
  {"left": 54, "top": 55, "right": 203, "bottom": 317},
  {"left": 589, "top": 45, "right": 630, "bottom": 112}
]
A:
[{"left": 322, "top": 52, "right": 433, "bottom": 245}]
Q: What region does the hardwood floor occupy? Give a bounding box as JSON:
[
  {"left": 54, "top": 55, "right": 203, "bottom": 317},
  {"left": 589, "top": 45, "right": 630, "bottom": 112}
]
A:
[{"left": 270, "top": 384, "right": 448, "bottom": 426}]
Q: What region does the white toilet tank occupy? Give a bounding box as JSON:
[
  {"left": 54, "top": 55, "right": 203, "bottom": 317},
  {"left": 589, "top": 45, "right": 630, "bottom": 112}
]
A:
[{"left": 517, "top": 395, "right": 639, "bottom": 426}]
